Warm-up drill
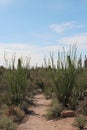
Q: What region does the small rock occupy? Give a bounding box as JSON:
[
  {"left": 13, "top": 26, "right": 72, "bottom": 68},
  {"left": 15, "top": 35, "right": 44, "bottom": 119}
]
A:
[{"left": 61, "top": 110, "right": 75, "bottom": 118}]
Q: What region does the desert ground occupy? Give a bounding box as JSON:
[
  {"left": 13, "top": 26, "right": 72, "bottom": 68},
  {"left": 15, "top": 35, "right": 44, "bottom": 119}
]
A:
[{"left": 18, "top": 94, "right": 79, "bottom": 130}]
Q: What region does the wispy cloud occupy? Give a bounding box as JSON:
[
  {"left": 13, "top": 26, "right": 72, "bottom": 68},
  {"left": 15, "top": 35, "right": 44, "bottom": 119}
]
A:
[
  {"left": 0, "top": 39, "right": 87, "bottom": 67},
  {"left": 58, "top": 32, "right": 87, "bottom": 50},
  {"left": 49, "top": 22, "right": 83, "bottom": 33},
  {"left": 0, "top": 43, "right": 62, "bottom": 67}
]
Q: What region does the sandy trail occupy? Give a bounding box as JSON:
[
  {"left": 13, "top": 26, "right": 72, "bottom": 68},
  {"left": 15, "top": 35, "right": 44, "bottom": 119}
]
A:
[{"left": 18, "top": 94, "right": 78, "bottom": 130}]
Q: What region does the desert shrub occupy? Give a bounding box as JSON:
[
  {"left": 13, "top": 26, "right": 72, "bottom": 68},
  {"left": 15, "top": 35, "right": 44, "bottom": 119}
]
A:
[
  {"left": 0, "top": 93, "right": 6, "bottom": 104},
  {"left": 83, "top": 97, "right": 87, "bottom": 115},
  {"left": 44, "top": 70, "right": 55, "bottom": 98},
  {"left": 0, "top": 68, "right": 9, "bottom": 104},
  {"left": 0, "top": 116, "right": 17, "bottom": 130},
  {"left": 46, "top": 98, "right": 62, "bottom": 120},
  {"left": 28, "top": 67, "right": 44, "bottom": 95},
  {"left": 43, "top": 46, "right": 77, "bottom": 107},
  {"left": 36, "top": 78, "right": 45, "bottom": 91},
  {"left": 0, "top": 104, "right": 9, "bottom": 117},
  {"left": 69, "top": 60, "right": 87, "bottom": 110},
  {"left": 77, "top": 97, "right": 87, "bottom": 115},
  {"left": 34, "top": 66, "right": 55, "bottom": 97},
  {"left": 54, "top": 46, "right": 76, "bottom": 107},
  {"left": 69, "top": 86, "right": 83, "bottom": 110},
  {"left": 8, "top": 58, "right": 29, "bottom": 106},
  {"left": 71, "top": 89, "right": 85, "bottom": 110},
  {"left": 7, "top": 106, "right": 25, "bottom": 122},
  {"left": 74, "top": 114, "right": 87, "bottom": 130},
  {"left": 75, "top": 69, "right": 87, "bottom": 100}
]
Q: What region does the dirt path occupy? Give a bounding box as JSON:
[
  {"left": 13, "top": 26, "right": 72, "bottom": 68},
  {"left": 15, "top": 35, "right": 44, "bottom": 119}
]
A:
[{"left": 18, "top": 94, "right": 78, "bottom": 130}]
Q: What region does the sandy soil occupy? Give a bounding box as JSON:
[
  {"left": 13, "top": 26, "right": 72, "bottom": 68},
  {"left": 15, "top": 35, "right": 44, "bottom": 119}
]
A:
[{"left": 18, "top": 94, "right": 79, "bottom": 130}]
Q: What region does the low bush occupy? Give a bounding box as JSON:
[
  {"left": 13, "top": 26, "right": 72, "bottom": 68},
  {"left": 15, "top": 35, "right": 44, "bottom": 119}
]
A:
[
  {"left": 45, "top": 98, "right": 62, "bottom": 120},
  {"left": 77, "top": 97, "right": 87, "bottom": 115},
  {"left": 7, "top": 106, "right": 25, "bottom": 122},
  {"left": 74, "top": 114, "right": 87, "bottom": 130},
  {"left": 0, "top": 116, "right": 17, "bottom": 130}
]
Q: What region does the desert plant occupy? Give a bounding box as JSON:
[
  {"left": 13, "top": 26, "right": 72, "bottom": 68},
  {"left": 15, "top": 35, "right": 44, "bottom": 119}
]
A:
[
  {"left": 7, "top": 106, "right": 25, "bottom": 122},
  {"left": 77, "top": 97, "right": 87, "bottom": 115},
  {"left": 78, "top": 55, "right": 83, "bottom": 72},
  {"left": 75, "top": 69, "right": 87, "bottom": 100},
  {"left": 42, "top": 71, "right": 55, "bottom": 98},
  {"left": 84, "top": 55, "right": 87, "bottom": 69},
  {"left": 0, "top": 116, "right": 17, "bottom": 130},
  {"left": 54, "top": 45, "right": 77, "bottom": 107},
  {"left": 83, "top": 97, "right": 87, "bottom": 115},
  {"left": 8, "top": 57, "right": 29, "bottom": 106},
  {"left": 74, "top": 114, "right": 87, "bottom": 130},
  {"left": 45, "top": 98, "right": 62, "bottom": 120}
]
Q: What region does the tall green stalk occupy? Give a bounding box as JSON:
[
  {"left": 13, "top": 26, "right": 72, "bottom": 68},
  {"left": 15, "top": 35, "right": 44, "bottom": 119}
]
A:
[
  {"left": 8, "top": 58, "right": 28, "bottom": 106},
  {"left": 54, "top": 45, "right": 77, "bottom": 107}
]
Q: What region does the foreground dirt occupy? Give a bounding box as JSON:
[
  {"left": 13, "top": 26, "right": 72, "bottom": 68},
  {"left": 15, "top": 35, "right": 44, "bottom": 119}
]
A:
[{"left": 18, "top": 94, "right": 78, "bottom": 130}]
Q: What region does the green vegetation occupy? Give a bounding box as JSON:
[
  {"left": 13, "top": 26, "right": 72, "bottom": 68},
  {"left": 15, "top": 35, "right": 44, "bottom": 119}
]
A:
[
  {"left": 0, "top": 116, "right": 17, "bottom": 130},
  {"left": 8, "top": 58, "right": 28, "bottom": 106},
  {"left": 46, "top": 98, "right": 62, "bottom": 120},
  {"left": 54, "top": 46, "right": 76, "bottom": 107},
  {"left": 74, "top": 114, "right": 87, "bottom": 130},
  {"left": 0, "top": 45, "right": 87, "bottom": 129}
]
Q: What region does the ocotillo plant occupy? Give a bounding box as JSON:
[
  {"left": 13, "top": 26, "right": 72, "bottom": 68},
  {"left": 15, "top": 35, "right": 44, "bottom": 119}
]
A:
[
  {"left": 8, "top": 58, "right": 28, "bottom": 106},
  {"left": 54, "top": 45, "right": 77, "bottom": 107}
]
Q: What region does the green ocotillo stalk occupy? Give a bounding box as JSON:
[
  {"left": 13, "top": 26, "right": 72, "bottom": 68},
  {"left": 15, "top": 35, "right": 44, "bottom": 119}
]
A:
[
  {"left": 8, "top": 57, "right": 28, "bottom": 106},
  {"left": 54, "top": 45, "right": 77, "bottom": 107}
]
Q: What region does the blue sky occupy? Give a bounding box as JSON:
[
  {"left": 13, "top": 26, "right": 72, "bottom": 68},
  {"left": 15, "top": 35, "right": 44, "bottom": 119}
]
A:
[{"left": 0, "top": 0, "right": 87, "bottom": 66}]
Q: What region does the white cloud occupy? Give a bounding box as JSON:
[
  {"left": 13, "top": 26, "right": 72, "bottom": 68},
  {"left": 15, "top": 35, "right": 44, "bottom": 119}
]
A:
[
  {"left": 58, "top": 33, "right": 87, "bottom": 50},
  {"left": 0, "top": 43, "right": 62, "bottom": 67},
  {"left": 49, "top": 22, "right": 82, "bottom": 33},
  {"left": 0, "top": 36, "right": 86, "bottom": 67}
]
